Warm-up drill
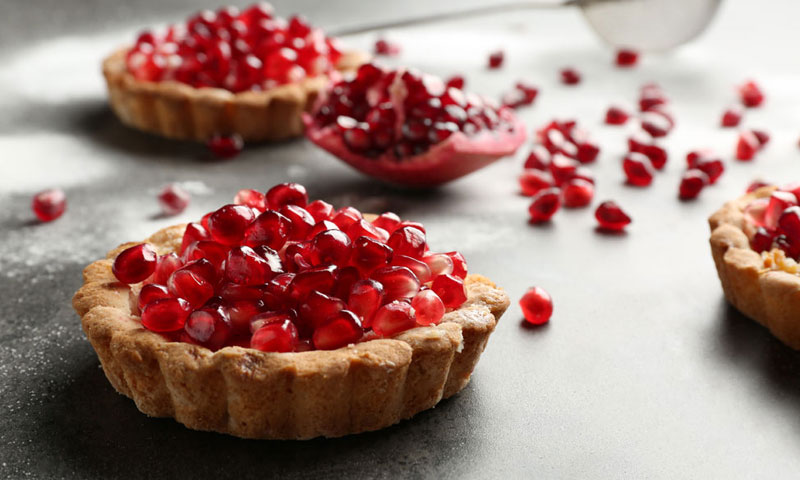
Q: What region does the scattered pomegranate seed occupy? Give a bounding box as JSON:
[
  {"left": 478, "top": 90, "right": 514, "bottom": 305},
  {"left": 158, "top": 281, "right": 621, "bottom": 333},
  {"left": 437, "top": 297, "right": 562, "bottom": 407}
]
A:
[
  {"left": 488, "top": 50, "right": 505, "bottom": 69},
  {"left": 720, "top": 106, "right": 743, "bottom": 128},
  {"left": 686, "top": 150, "right": 725, "bottom": 184},
  {"left": 736, "top": 131, "right": 760, "bottom": 161},
  {"left": 525, "top": 145, "right": 551, "bottom": 170},
  {"left": 519, "top": 169, "right": 554, "bottom": 197},
  {"left": 519, "top": 286, "right": 553, "bottom": 325},
  {"left": 615, "top": 48, "right": 639, "bottom": 67},
  {"left": 623, "top": 152, "right": 655, "bottom": 187},
  {"left": 113, "top": 243, "right": 158, "bottom": 284},
  {"left": 752, "top": 129, "right": 770, "bottom": 147},
  {"left": 559, "top": 67, "right": 581, "bottom": 85},
  {"left": 595, "top": 201, "right": 631, "bottom": 231},
  {"left": 374, "top": 38, "right": 401, "bottom": 56},
  {"left": 638, "top": 83, "right": 667, "bottom": 111},
  {"left": 738, "top": 80, "right": 764, "bottom": 108},
  {"left": 502, "top": 81, "right": 539, "bottom": 109},
  {"left": 562, "top": 179, "right": 594, "bottom": 208},
  {"left": 678, "top": 169, "right": 710, "bottom": 200},
  {"left": 31, "top": 188, "right": 66, "bottom": 222},
  {"left": 528, "top": 188, "right": 562, "bottom": 223},
  {"left": 207, "top": 133, "right": 243, "bottom": 158},
  {"left": 628, "top": 134, "right": 667, "bottom": 170},
  {"left": 445, "top": 75, "right": 465, "bottom": 90},
  {"left": 605, "top": 106, "right": 630, "bottom": 125},
  {"left": 158, "top": 183, "right": 190, "bottom": 216},
  {"left": 765, "top": 191, "right": 798, "bottom": 229},
  {"left": 640, "top": 109, "right": 673, "bottom": 138}
]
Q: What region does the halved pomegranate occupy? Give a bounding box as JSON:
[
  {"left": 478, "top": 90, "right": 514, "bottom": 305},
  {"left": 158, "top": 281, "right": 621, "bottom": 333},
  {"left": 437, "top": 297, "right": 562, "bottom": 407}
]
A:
[{"left": 304, "top": 63, "right": 526, "bottom": 186}]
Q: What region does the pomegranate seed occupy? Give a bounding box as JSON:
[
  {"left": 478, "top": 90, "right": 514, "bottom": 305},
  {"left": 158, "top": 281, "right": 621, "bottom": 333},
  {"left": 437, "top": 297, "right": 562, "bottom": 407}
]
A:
[
  {"left": 562, "top": 179, "right": 594, "bottom": 208},
  {"left": 306, "top": 199, "right": 334, "bottom": 222},
  {"left": 279, "top": 204, "right": 315, "bottom": 240},
  {"left": 739, "top": 80, "right": 764, "bottom": 108},
  {"left": 310, "top": 229, "right": 352, "bottom": 266},
  {"left": 31, "top": 188, "right": 66, "bottom": 222},
  {"left": 639, "top": 84, "right": 667, "bottom": 111},
  {"left": 412, "top": 289, "right": 445, "bottom": 326},
  {"left": 736, "top": 131, "right": 760, "bottom": 161},
  {"left": 207, "top": 133, "right": 243, "bottom": 158},
  {"left": 331, "top": 206, "right": 362, "bottom": 230},
  {"left": 422, "top": 253, "right": 454, "bottom": 277},
  {"left": 752, "top": 129, "right": 770, "bottom": 147},
  {"left": 289, "top": 265, "right": 336, "bottom": 300},
  {"left": 615, "top": 49, "right": 639, "bottom": 67},
  {"left": 445, "top": 75, "right": 465, "bottom": 90},
  {"left": 746, "top": 180, "right": 772, "bottom": 193},
  {"left": 519, "top": 169, "right": 554, "bottom": 197},
  {"left": 524, "top": 145, "right": 551, "bottom": 170},
  {"left": 153, "top": 253, "right": 183, "bottom": 284},
  {"left": 678, "top": 169, "right": 710, "bottom": 200},
  {"left": 575, "top": 142, "right": 600, "bottom": 164},
  {"left": 528, "top": 188, "right": 562, "bottom": 223},
  {"left": 184, "top": 306, "right": 231, "bottom": 350},
  {"left": 350, "top": 236, "right": 392, "bottom": 272},
  {"left": 181, "top": 222, "right": 210, "bottom": 254},
  {"left": 266, "top": 182, "right": 308, "bottom": 209},
  {"left": 374, "top": 38, "right": 401, "bottom": 56},
  {"left": 137, "top": 283, "right": 173, "bottom": 313},
  {"left": 549, "top": 155, "right": 580, "bottom": 186},
  {"left": 226, "top": 298, "right": 266, "bottom": 335},
  {"left": 605, "top": 106, "right": 630, "bottom": 125},
  {"left": 207, "top": 204, "right": 256, "bottom": 245},
  {"left": 251, "top": 319, "right": 299, "bottom": 352},
  {"left": 595, "top": 201, "right": 631, "bottom": 231},
  {"left": 519, "top": 286, "right": 553, "bottom": 325},
  {"left": 778, "top": 206, "right": 800, "bottom": 243},
  {"left": 721, "top": 106, "right": 743, "bottom": 128},
  {"left": 168, "top": 265, "right": 215, "bottom": 307},
  {"left": 387, "top": 226, "right": 426, "bottom": 258},
  {"left": 445, "top": 251, "right": 468, "bottom": 279},
  {"left": 243, "top": 210, "right": 291, "bottom": 250},
  {"left": 113, "top": 243, "right": 158, "bottom": 284},
  {"left": 372, "top": 301, "right": 416, "bottom": 337},
  {"left": 141, "top": 297, "right": 192, "bottom": 332},
  {"left": 751, "top": 227, "right": 775, "bottom": 253},
  {"left": 182, "top": 240, "right": 229, "bottom": 273},
  {"left": 628, "top": 134, "right": 668, "bottom": 170},
  {"left": 372, "top": 266, "right": 420, "bottom": 301},
  {"left": 298, "top": 291, "right": 346, "bottom": 332},
  {"left": 560, "top": 67, "right": 581, "bottom": 85},
  {"left": 224, "top": 246, "right": 271, "bottom": 285},
  {"left": 765, "top": 191, "right": 798, "bottom": 229},
  {"left": 313, "top": 310, "right": 363, "bottom": 350},
  {"left": 488, "top": 50, "right": 504, "bottom": 69},
  {"left": 431, "top": 274, "right": 467, "bottom": 309},
  {"left": 623, "top": 152, "right": 655, "bottom": 187},
  {"left": 640, "top": 110, "right": 673, "bottom": 138},
  {"left": 348, "top": 279, "right": 384, "bottom": 326},
  {"left": 234, "top": 189, "right": 266, "bottom": 211},
  {"left": 157, "top": 183, "right": 190, "bottom": 216},
  {"left": 687, "top": 153, "right": 725, "bottom": 185},
  {"left": 391, "top": 255, "right": 431, "bottom": 283},
  {"left": 372, "top": 212, "right": 402, "bottom": 232}
]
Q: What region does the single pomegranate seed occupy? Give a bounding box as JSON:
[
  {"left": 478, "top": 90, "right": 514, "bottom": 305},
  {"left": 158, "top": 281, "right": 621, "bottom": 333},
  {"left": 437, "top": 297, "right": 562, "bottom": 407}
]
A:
[
  {"left": 234, "top": 189, "right": 266, "bottom": 211},
  {"left": 306, "top": 199, "right": 334, "bottom": 222},
  {"left": 157, "top": 183, "right": 190, "bottom": 216},
  {"left": 180, "top": 222, "right": 210, "bottom": 254},
  {"left": 113, "top": 243, "right": 158, "bottom": 284},
  {"left": 488, "top": 50, "right": 504, "bottom": 69},
  {"left": 251, "top": 319, "right": 299, "bottom": 352},
  {"left": 348, "top": 279, "right": 384, "bottom": 326},
  {"left": 781, "top": 182, "right": 800, "bottom": 202},
  {"left": 182, "top": 240, "right": 229, "bottom": 274},
  {"left": 310, "top": 229, "right": 352, "bottom": 266},
  {"left": 628, "top": 134, "right": 668, "bottom": 170},
  {"left": 549, "top": 155, "right": 580, "bottom": 186},
  {"left": 746, "top": 180, "right": 772, "bottom": 193},
  {"left": 226, "top": 298, "right": 266, "bottom": 335},
  {"left": 412, "top": 289, "right": 445, "bottom": 326},
  {"left": 422, "top": 253, "right": 454, "bottom": 277},
  {"left": 387, "top": 226, "right": 426, "bottom": 258},
  {"left": 638, "top": 83, "right": 667, "bottom": 111},
  {"left": 153, "top": 253, "right": 183, "bottom": 284},
  {"left": 431, "top": 274, "right": 467, "bottom": 309},
  {"left": 575, "top": 142, "right": 600, "bottom": 164},
  {"left": 141, "top": 297, "right": 192, "bottom": 332},
  {"left": 751, "top": 227, "right": 775, "bottom": 253},
  {"left": 524, "top": 145, "right": 551, "bottom": 170},
  {"left": 605, "top": 106, "right": 630, "bottom": 125},
  {"left": 519, "top": 169, "right": 554, "bottom": 197},
  {"left": 752, "top": 129, "right": 770, "bottom": 148},
  {"left": 372, "top": 266, "right": 420, "bottom": 301},
  {"left": 595, "top": 201, "right": 631, "bottom": 231},
  {"left": 184, "top": 306, "right": 231, "bottom": 350},
  {"left": 207, "top": 133, "right": 243, "bottom": 158},
  {"left": 445, "top": 75, "right": 465, "bottom": 90},
  {"left": 289, "top": 265, "right": 337, "bottom": 300},
  {"left": 168, "top": 265, "right": 215, "bottom": 307},
  {"left": 615, "top": 49, "right": 639, "bottom": 67},
  {"left": 640, "top": 110, "right": 673, "bottom": 138},
  {"left": 224, "top": 246, "right": 271, "bottom": 285},
  {"left": 736, "top": 131, "right": 760, "bottom": 161},
  {"left": 391, "top": 255, "right": 431, "bottom": 283},
  {"left": 528, "top": 187, "right": 562, "bottom": 223},
  {"left": 738, "top": 80, "right": 764, "bottom": 108},
  {"left": 266, "top": 182, "right": 308, "bottom": 210},
  {"left": 778, "top": 206, "right": 800, "bottom": 243},
  {"left": 678, "top": 169, "right": 710, "bottom": 200},
  {"left": 137, "top": 283, "right": 173, "bottom": 313},
  {"left": 765, "top": 191, "right": 798, "bottom": 229},
  {"left": 562, "top": 179, "right": 594, "bottom": 208},
  {"left": 374, "top": 38, "right": 401, "bottom": 56},
  {"left": 31, "top": 188, "right": 67, "bottom": 222},
  {"left": 560, "top": 67, "right": 581, "bottom": 85},
  {"left": 688, "top": 155, "right": 725, "bottom": 185},
  {"left": 350, "top": 236, "right": 392, "bottom": 272},
  {"left": 720, "top": 106, "right": 743, "bottom": 128},
  {"left": 372, "top": 301, "right": 416, "bottom": 337},
  {"left": 207, "top": 204, "right": 256, "bottom": 245},
  {"left": 445, "top": 251, "right": 468, "bottom": 279},
  {"left": 623, "top": 152, "right": 655, "bottom": 187},
  {"left": 372, "top": 212, "right": 401, "bottom": 232},
  {"left": 519, "top": 286, "right": 553, "bottom": 325},
  {"left": 313, "top": 310, "right": 363, "bottom": 350},
  {"left": 243, "top": 210, "right": 291, "bottom": 250},
  {"left": 297, "top": 291, "right": 346, "bottom": 332},
  {"left": 331, "top": 206, "right": 363, "bottom": 230},
  {"left": 279, "top": 204, "right": 315, "bottom": 240}
]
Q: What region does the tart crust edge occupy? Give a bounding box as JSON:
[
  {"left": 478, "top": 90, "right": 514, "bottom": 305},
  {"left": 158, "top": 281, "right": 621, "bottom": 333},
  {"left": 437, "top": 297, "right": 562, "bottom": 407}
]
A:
[
  {"left": 708, "top": 186, "right": 800, "bottom": 348},
  {"left": 72, "top": 223, "right": 510, "bottom": 439},
  {"left": 103, "top": 48, "right": 367, "bottom": 142}
]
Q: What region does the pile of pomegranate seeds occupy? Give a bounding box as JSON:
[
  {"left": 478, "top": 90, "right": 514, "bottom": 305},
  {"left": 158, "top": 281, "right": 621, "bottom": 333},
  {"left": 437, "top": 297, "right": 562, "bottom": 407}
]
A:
[
  {"left": 207, "top": 133, "right": 244, "bottom": 158},
  {"left": 487, "top": 50, "right": 505, "bottom": 69},
  {"left": 615, "top": 48, "right": 639, "bottom": 68},
  {"left": 595, "top": 201, "right": 631, "bottom": 232},
  {"left": 31, "top": 188, "right": 67, "bottom": 222},
  {"left": 125, "top": 3, "right": 343, "bottom": 92},
  {"left": 374, "top": 38, "right": 401, "bottom": 56},
  {"left": 519, "top": 286, "right": 553, "bottom": 325},
  {"left": 112, "top": 183, "right": 469, "bottom": 352},
  {"left": 560, "top": 67, "right": 581, "bottom": 85},
  {"left": 158, "top": 183, "right": 191, "bottom": 216},
  {"left": 745, "top": 184, "right": 800, "bottom": 260},
  {"left": 501, "top": 81, "right": 539, "bottom": 109},
  {"left": 735, "top": 129, "right": 769, "bottom": 161},
  {"left": 309, "top": 62, "right": 519, "bottom": 159},
  {"left": 738, "top": 80, "right": 765, "bottom": 108},
  {"left": 720, "top": 106, "right": 743, "bottom": 128}
]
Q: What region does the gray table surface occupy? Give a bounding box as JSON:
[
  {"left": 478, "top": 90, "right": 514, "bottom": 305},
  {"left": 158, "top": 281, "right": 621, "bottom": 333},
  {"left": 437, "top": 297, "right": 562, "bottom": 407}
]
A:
[{"left": 3, "top": 0, "right": 800, "bottom": 478}]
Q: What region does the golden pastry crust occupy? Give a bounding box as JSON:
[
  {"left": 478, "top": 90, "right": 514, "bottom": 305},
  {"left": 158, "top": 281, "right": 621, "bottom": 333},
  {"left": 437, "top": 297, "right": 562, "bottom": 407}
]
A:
[
  {"left": 72, "top": 223, "right": 509, "bottom": 439},
  {"left": 709, "top": 186, "right": 800, "bottom": 348},
  {"left": 102, "top": 48, "right": 366, "bottom": 142}
]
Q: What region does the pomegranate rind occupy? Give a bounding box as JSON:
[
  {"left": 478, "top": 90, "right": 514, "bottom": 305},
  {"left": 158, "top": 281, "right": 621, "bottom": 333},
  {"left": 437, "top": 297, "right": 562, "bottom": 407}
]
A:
[
  {"left": 72, "top": 221, "right": 509, "bottom": 440},
  {"left": 709, "top": 186, "right": 800, "bottom": 349}
]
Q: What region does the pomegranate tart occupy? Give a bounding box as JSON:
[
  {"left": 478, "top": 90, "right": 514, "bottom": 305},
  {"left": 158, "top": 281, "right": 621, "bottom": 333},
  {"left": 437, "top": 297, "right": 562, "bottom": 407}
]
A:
[
  {"left": 709, "top": 183, "right": 800, "bottom": 348},
  {"left": 73, "top": 184, "right": 509, "bottom": 439},
  {"left": 104, "top": 3, "right": 365, "bottom": 141}
]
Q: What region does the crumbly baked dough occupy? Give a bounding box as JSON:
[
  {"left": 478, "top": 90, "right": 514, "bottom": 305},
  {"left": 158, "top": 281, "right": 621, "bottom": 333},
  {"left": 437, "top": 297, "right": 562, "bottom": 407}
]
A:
[
  {"left": 72, "top": 223, "right": 510, "bottom": 439},
  {"left": 102, "top": 48, "right": 367, "bottom": 142},
  {"left": 709, "top": 186, "right": 800, "bottom": 348}
]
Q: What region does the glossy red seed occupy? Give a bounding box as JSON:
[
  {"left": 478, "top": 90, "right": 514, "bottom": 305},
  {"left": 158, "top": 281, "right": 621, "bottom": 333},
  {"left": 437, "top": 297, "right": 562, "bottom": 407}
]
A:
[
  {"left": 445, "top": 251, "right": 468, "bottom": 279},
  {"left": 488, "top": 50, "right": 504, "bottom": 69},
  {"left": 113, "top": 244, "right": 158, "bottom": 284},
  {"left": 348, "top": 279, "right": 384, "bottom": 326},
  {"left": 306, "top": 199, "right": 334, "bottom": 222},
  {"left": 31, "top": 188, "right": 66, "bottom": 222},
  {"left": 752, "top": 129, "right": 770, "bottom": 147},
  {"left": 387, "top": 226, "right": 426, "bottom": 259},
  {"left": 372, "top": 266, "right": 420, "bottom": 301},
  {"left": 168, "top": 267, "right": 215, "bottom": 307},
  {"left": 623, "top": 152, "right": 655, "bottom": 187},
  {"left": 182, "top": 240, "right": 229, "bottom": 273},
  {"left": 628, "top": 135, "right": 668, "bottom": 170},
  {"left": 528, "top": 187, "right": 561, "bottom": 223},
  {"left": 137, "top": 283, "right": 173, "bottom": 313},
  {"left": 184, "top": 306, "right": 231, "bottom": 350},
  {"left": 575, "top": 142, "right": 600, "bottom": 164},
  {"left": 372, "top": 301, "right": 417, "bottom": 337},
  {"left": 595, "top": 201, "right": 631, "bottom": 231},
  {"left": 279, "top": 204, "right": 315, "bottom": 240},
  {"left": 297, "top": 290, "right": 346, "bottom": 332},
  {"left": 693, "top": 158, "right": 725, "bottom": 185},
  {"left": 313, "top": 310, "right": 363, "bottom": 350},
  {"left": 605, "top": 106, "right": 630, "bottom": 125},
  {"left": 412, "top": 289, "right": 445, "bottom": 326},
  {"left": 207, "top": 204, "right": 256, "bottom": 245},
  {"left": 251, "top": 319, "right": 299, "bottom": 352},
  {"left": 207, "top": 133, "right": 243, "bottom": 158},
  {"left": 751, "top": 227, "right": 774, "bottom": 253},
  {"left": 141, "top": 297, "right": 192, "bottom": 332},
  {"left": 739, "top": 80, "right": 764, "bottom": 108},
  {"left": 225, "top": 298, "right": 266, "bottom": 335},
  {"left": 331, "top": 206, "right": 363, "bottom": 230},
  {"left": 431, "top": 274, "right": 467, "bottom": 309},
  {"left": 445, "top": 75, "right": 465, "bottom": 90},
  {"left": 615, "top": 49, "right": 639, "bottom": 67},
  {"left": 350, "top": 236, "right": 392, "bottom": 272},
  {"left": 181, "top": 222, "right": 210, "bottom": 254},
  {"left": 562, "top": 178, "right": 594, "bottom": 208},
  {"left": 391, "top": 255, "right": 431, "bottom": 284},
  {"left": 243, "top": 210, "right": 291, "bottom": 250},
  {"left": 234, "top": 189, "right": 266, "bottom": 211},
  {"left": 422, "top": 253, "right": 454, "bottom": 278},
  {"left": 549, "top": 155, "right": 580, "bottom": 186},
  {"left": 153, "top": 253, "right": 182, "bottom": 284},
  {"left": 678, "top": 169, "right": 709, "bottom": 200},
  {"left": 560, "top": 67, "right": 581, "bottom": 85},
  {"left": 778, "top": 206, "right": 800, "bottom": 243},
  {"left": 374, "top": 38, "right": 401, "bottom": 56},
  {"left": 640, "top": 110, "right": 673, "bottom": 138},
  {"left": 736, "top": 131, "right": 760, "bottom": 161},
  {"left": 519, "top": 169, "right": 554, "bottom": 197},
  {"left": 638, "top": 83, "right": 667, "bottom": 111},
  {"left": 372, "top": 212, "right": 401, "bottom": 232},
  {"left": 765, "top": 191, "right": 798, "bottom": 229},
  {"left": 224, "top": 246, "right": 271, "bottom": 285},
  {"left": 266, "top": 182, "right": 308, "bottom": 210},
  {"left": 524, "top": 145, "right": 551, "bottom": 170},
  {"left": 721, "top": 106, "right": 743, "bottom": 128},
  {"left": 310, "top": 229, "right": 352, "bottom": 266},
  {"left": 519, "top": 286, "right": 553, "bottom": 325},
  {"left": 158, "top": 183, "right": 190, "bottom": 216}
]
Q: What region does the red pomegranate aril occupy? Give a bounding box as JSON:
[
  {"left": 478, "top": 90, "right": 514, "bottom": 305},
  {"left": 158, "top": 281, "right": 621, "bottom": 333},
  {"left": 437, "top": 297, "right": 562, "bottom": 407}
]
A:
[
  {"left": 431, "top": 274, "right": 467, "bottom": 309},
  {"left": 694, "top": 158, "right": 725, "bottom": 185},
  {"left": 615, "top": 48, "right": 639, "bottom": 67},
  {"left": 623, "top": 152, "right": 655, "bottom": 187},
  {"left": 207, "top": 204, "right": 256, "bottom": 245},
  {"left": 445, "top": 75, "right": 465, "bottom": 90},
  {"left": 234, "top": 188, "right": 266, "bottom": 211},
  {"left": 751, "top": 227, "right": 775, "bottom": 253},
  {"left": 562, "top": 178, "right": 594, "bottom": 208},
  {"left": 251, "top": 319, "right": 299, "bottom": 352},
  {"left": 488, "top": 50, "right": 504, "bottom": 69},
  {"left": 31, "top": 188, "right": 66, "bottom": 222},
  {"left": 184, "top": 306, "right": 231, "bottom": 350},
  {"left": 253, "top": 244, "right": 285, "bottom": 276},
  {"left": 524, "top": 145, "right": 551, "bottom": 170},
  {"left": 736, "top": 131, "right": 760, "bottom": 161},
  {"left": 298, "top": 290, "right": 346, "bottom": 331},
  {"left": 739, "top": 80, "right": 764, "bottom": 108},
  {"left": 308, "top": 219, "right": 340, "bottom": 239},
  {"left": 141, "top": 297, "right": 192, "bottom": 332},
  {"left": 306, "top": 199, "right": 334, "bottom": 222},
  {"left": 444, "top": 252, "right": 467, "bottom": 279},
  {"left": 528, "top": 187, "right": 561, "bottom": 224},
  {"left": 313, "top": 310, "right": 363, "bottom": 350},
  {"left": 168, "top": 268, "right": 215, "bottom": 307},
  {"left": 639, "top": 83, "right": 667, "bottom": 111},
  {"left": 678, "top": 169, "right": 709, "bottom": 200},
  {"left": 387, "top": 226, "right": 426, "bottom": 259},
  {"left": 243, "top": 210, "right": 291, "bottom": 250},
  {"left": 346, "top": 218, "right": 384, "bottom": 241},
  {"left": 640, "top": 110, "right": 673, "bottom": 138},
  {"left": 374, "top": 37, "right": 401, "bottom": 56},
  {"left": 348, "top": 279, "right": 384, "bottom": 326},
  {"left": 137, "top": 283, "right": 173, "bottom": 313},
  {"left": 332, "top": 206, "right": 363, "bottom": 230},
  {"left": 411, "top": 289, "right": 445, "bottom": 326},
  {"left": 182, "top": 240, "right": 229, "bottom": 272},
  {"left": 595, "top": 201, "right": 631, "bottom": 231},
  {"left": 266, "top": 182, "right": 308, "bottom": 210},
  {"left": 219, "top": 283, "right": 263, "bottom": 302},
  {"left": 752, "top": 129, "right": 770, "bottom": 147},
  {"left": 351, "top": 236, "right": 392, "bottom": 272},
  {"left": 310, "top": 229, "right": 352, "bottom": 266},
  {"left": 628, "top": 135, "right": 668, "bottom": 170},
  {"left": 372, "top": 266, "right": 420, "bottom": 302},
  {"left": 422, "top": 253, "right": 454, "bottom": 277},
  {"left": 778, "top": 207, "right": 800, "bottom": 243},
  {"left": 519, "top": 169, "right": 554, "bottom": 197},
  {"left": 158, "top": 183, "right": 190, "bottom": 216},
  {"left": 224, "top": 246, "right": 271, "bottom": 285},
  {"left": 721, "top": 106, "right": 743, "bottom": 128},
  {"left": 372, "top": 212, "right": 401, "bottom": 232},
  {"left": 765, "top": 191, "right": 798, "bottom": 229},
  {"left": 560, "top": 67, "right": 581, "bottom": 85},
  {"left": 576, "top": 142, "right": 600, "bottom": 164},
  {"left": 181, "top": 222, "right": 210, "bottom": 254},
  {"left": 605, "top": 106, "right": 630, "bottom": 125},
  {"left": 372, "top": 301, "right": 416, "bottom": 337},
  {"left": 113, "top": 243, "right": 158, "bottom": 284},
  {"left": 549, "top": 155, "right": 579, "bottom": 186},
  {"left": 225, "top": 298, "right": 266, "bottom": 334},
  {"left": 289, "top": 265, "right": 337, "bottom": 300},
  {"left": 279, "top": 204, "right": 315, "bottom": 240},
  {"left": 781, "top": 182, "right": 800, "bottom": 202},
  {"left": 153, "top": 253, "right": 183, "bottom": 284},
  {"left": 391, "top": 255, "right": 431, "bottom": 284},
  {"left": 207, "top": 133, "right": 243, "bottom": 158},
  {"left": 519, "top": 286, "right": 553, "bottom": 325}
]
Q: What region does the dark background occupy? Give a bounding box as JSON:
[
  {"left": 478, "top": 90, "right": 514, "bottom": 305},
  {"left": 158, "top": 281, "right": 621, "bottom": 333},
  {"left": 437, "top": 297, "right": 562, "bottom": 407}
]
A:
[{"left": 2, "top": 1, "right": 800, "bottom": 478}]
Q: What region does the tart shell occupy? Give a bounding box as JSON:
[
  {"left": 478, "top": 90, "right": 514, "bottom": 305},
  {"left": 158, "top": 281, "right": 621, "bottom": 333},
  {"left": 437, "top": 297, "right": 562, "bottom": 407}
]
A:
[
  {"left": 102, "top": 48, "right": 366, "bottom": 142},
  {"left": 709, "top": 186, "right": 800, "bottom": 348},
  {"left": 72, "top": 224, "right": 510, "bottom": 439}
]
